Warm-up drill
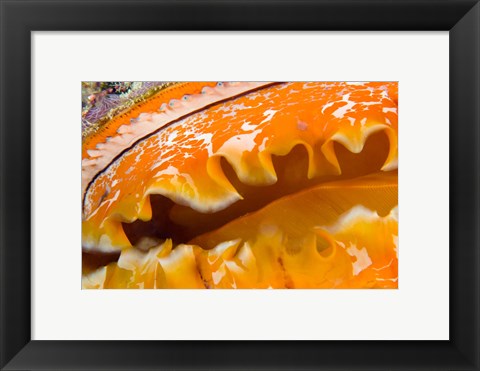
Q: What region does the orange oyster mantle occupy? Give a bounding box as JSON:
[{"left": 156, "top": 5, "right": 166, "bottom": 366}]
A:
[
  {"left": 82, "top": 81, "right": 398, "bottom": 289},
  {"left": 83, "top": 173, "right": 398, "bottom": 289},
  {"left": 82, "top": 82, "right": 274, "bottom": 196}
]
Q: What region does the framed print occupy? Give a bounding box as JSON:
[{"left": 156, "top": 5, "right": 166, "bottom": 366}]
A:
[
  {"left": 34, "top": 33, "right": 447, "bottom": 342},
  {"left": 1, "top": 0, "right": 479, "bottom": 370}
]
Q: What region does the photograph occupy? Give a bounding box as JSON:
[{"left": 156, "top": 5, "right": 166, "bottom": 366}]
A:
[
  {"left": 81, "top": 81, "right": 398, "bottom": 289},
  {"left": 3, "top": 0, "right": 479, "bottom": 368}
]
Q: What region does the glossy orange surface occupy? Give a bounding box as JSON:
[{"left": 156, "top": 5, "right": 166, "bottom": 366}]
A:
[{"left": 81, "top": 81, "right": 398, "bottom": 289}]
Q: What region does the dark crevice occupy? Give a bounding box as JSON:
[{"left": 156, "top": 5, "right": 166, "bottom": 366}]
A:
[
  {"left": 334, "top": 130, "right": 390, "bottom": 177},
  {"left": 82, "top": 251, "right": 120, "bottom": 275},
  {"left": 120, "top": 131, "right": 391, "bottom": 248}
]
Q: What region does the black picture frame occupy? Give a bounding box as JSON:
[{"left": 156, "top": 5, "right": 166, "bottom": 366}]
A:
[{"left": 1, "top": 0, "right": 479, "bottom": 370}]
